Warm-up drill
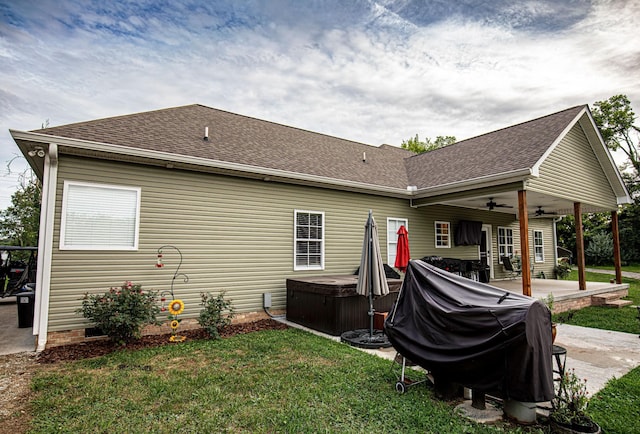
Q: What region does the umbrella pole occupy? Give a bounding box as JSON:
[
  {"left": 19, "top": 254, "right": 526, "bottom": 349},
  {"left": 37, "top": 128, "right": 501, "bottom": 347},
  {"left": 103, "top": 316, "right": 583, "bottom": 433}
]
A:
[
  {"left": 369, "top": 289, "right": 374, "bottom": 338},
  {"left": 368, "top": 211, "right": 374, "bottom": 338}
]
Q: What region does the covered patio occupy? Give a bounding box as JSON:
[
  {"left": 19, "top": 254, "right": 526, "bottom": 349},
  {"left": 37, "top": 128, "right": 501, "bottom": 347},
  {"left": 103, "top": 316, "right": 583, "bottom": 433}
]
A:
[
  {"left": 491, "top": 278, "right": 630, "bottom": 313},
  {"left": 408, "top": 106, "right": 632, "bottom": 298}
]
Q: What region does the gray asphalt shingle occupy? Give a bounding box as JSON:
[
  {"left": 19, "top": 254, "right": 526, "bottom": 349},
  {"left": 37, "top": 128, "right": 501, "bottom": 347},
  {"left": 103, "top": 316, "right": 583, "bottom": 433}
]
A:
[{"left": 36, "top": 104, "right": 586, "bottom": 191}]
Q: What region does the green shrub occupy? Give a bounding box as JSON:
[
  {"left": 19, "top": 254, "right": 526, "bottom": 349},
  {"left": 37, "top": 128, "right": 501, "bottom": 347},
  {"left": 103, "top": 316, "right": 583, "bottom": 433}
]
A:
[
  {"left": 78, "top": 281, "right": 160, "bottom": 345},
  {"left": 585, "top": 232, "right": 613, "bottom": 266},
  {"left": 554, "top": 259, "right": 572, "bottom": 279},
  {"left": 551, "top": 368, "right": 593, "bottom": 428},
  {"left": 198, "top": 291, "right": 235, "bottom": 339}
]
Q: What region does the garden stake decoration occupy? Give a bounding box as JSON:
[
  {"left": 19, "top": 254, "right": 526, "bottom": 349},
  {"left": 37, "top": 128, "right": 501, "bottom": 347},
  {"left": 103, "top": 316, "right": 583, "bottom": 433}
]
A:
[{"left": 156, "top": 245, "right": 189, "bottom": 342}]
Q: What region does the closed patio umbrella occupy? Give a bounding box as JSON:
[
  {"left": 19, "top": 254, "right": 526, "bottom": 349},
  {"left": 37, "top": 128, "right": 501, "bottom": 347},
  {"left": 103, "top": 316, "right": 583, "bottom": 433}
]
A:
[
  {"left": 341, "top": 210, "right": 393, "bottom": 348},
  {"left": 356, "top": 210, "right": 389, "bottom": 337},
  {"left": 394, "top": 225, "right": 410, "bottom": 272}
]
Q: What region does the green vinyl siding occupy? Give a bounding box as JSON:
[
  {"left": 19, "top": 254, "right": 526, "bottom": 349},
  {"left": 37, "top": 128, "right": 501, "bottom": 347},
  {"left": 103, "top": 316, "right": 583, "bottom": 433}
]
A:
[
  {"left": 48, "top": 156, "right": 433, "bottom": 331},
  {"left": 528, "top": 124, "right": 618, "bottom": 210},
  {"left": 527, "top": 219, "right": 556, "bottom": 278},
  {"left": 48, "top": 156, "right": 560, "bottom": 332}
]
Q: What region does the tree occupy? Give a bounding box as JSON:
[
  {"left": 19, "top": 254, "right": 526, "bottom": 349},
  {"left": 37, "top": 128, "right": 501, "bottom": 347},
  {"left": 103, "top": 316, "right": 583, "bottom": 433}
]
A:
[
  {"left": 0, "top": 171, "right": 41, "bottom": 247},
  {"left": 557, "top": 95, "right": 640, "bottom": 264},
  {"left": 401, "top": 134, "right": 456, "bottom": 154},
  {"left": 592, "top": 94, "right": 640, "bottom": 184}
]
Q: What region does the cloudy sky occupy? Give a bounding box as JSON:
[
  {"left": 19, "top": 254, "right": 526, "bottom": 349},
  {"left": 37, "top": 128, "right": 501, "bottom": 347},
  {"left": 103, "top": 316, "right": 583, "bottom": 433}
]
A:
[{"left": 1, "top": 0, "right": 639, "bottom": 209}]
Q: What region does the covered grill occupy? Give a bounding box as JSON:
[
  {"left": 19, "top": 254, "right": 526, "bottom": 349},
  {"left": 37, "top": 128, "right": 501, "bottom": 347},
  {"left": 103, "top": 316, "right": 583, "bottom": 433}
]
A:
[{"left": 385, "top": 260, "right": 554, "bottom": 403}]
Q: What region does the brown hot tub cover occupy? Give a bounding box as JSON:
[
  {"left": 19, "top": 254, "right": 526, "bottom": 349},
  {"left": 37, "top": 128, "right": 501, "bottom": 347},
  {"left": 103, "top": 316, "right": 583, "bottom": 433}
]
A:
[{"left": 385, "top": 260, "right": 554, "bottom": 402}]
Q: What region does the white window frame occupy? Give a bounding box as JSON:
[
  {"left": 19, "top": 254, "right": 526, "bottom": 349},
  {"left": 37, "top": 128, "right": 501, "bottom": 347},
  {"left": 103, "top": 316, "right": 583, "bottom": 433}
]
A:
[
  {"left": 59, "top": 181, "right": 141, "bottom": 251},
  {"left": 293, "top": 209, "right": 325, "bottom": 271},
  {"left": 497, "top": 226, "right": 514, "bottom": 264},
  {"left": 387, "top": 217, "right": 408, "bottom": 265},
  {"left": 534, "top": 230, "right": 544, "bottom": 263},
  {"left": 435, "top": 221, "right": 451, "bottom": 248}
]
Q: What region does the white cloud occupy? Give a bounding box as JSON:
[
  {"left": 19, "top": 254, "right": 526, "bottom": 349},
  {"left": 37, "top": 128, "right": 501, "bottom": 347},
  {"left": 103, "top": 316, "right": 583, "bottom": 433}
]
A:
[{"left": 0, "top": 0, "right": 639, "bottom": 209}]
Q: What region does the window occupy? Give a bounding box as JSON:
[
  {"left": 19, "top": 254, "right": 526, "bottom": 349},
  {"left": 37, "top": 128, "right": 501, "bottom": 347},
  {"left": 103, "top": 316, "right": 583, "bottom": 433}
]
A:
[
  {"left": 534, "top": 230, "right": 544, "bottom": 263},
  {"left": 497, "top": 227, "right": 514, "bottom": 263},
  {"left": 435, "top": 221, "right": 451, "bottom": 248},
  {"left": 294, "top": 210, "right": 324, "bottom": 270},
  {"left": 387, "top": 218, "right": 408, "bottom": 265},
  {"left": 60, "top": 181, "right": 141, "bottom": 250}
]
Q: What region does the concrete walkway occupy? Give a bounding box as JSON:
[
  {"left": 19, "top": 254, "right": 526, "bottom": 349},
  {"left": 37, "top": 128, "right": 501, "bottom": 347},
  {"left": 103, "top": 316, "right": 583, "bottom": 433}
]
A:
[
  {"left": 585, "top": 267, "right": 640, "bottom": 280},
  {"left": 282, "top": 318, "right": 640, "bottom": 397},
  {"left": 553, "top": 323, "right": 640, "bottom": 396}
]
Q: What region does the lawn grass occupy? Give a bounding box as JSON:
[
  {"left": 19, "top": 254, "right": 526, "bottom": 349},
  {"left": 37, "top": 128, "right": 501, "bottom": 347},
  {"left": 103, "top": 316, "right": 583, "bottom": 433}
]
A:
[
  {"left": 552, "top": 269, "right": 640, "bottom": 433},
  {"left": 552, "top": 271, "right": 640, "bottom": 334},
  {"left": 32, "top": 329, "right": 538, "bottom": 433},
  {"left": 588, "top": 365, "right": 640, "bottom": 434},
  {"left": 27, "top": 271, "right": 640, "bottom": 433}
]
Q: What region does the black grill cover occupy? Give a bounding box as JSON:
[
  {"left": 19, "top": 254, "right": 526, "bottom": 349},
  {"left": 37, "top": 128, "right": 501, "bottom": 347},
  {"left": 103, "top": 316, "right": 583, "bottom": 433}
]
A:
[{"left": 385, "top": 260, "right": 553, "bottom": 402}]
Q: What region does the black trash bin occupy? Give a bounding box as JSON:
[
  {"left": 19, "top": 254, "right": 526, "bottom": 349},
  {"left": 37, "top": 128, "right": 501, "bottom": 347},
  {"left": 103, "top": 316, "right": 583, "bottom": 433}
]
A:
[
  {"left": 479, "top": 267, "right": 490, "bottom": 283},
  {"left": 17, "top": 291, "right": 35, "bottom": 328}
]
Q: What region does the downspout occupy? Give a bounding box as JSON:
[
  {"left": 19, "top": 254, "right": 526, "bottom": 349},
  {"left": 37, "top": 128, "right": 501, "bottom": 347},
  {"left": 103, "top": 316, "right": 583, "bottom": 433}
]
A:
[
  {"left": 552, "top": 217, "right": 561, "bottom": 268},
  {"left": 33, "top": 143, "right": 58, "bottom": 351}
]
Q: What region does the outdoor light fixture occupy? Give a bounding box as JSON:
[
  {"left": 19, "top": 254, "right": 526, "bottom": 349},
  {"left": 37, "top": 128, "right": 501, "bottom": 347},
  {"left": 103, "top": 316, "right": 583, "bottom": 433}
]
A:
[{"left": 27, "top": 147, "right": 45, "bottom": 158}]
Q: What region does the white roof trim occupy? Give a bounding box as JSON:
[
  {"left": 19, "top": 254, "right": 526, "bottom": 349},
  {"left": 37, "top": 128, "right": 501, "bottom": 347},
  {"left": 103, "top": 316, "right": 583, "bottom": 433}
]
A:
[
  {"left": 411, "top": 168, "right": 534, "bottom": 198},
  {"left": 580, "top": 109, "right": 632, "bottom": 204},
  {"left": 529, "top": 107, "right": 631, "bottom": 205},
  {"left": 530, "top": 106, "right": 587, "bottom": 177},
  {"left": 10, "top": 129, "right": 412, "bottom": 198}
]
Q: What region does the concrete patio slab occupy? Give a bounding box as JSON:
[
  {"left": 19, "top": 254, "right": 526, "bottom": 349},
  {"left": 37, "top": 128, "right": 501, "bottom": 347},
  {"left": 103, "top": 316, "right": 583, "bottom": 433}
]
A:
[
  {"left": 0, "top": 298, "right": 36, "bottom": 355},
  {"left": 490, "top": 278, "right": 630, "bottom": 313}
]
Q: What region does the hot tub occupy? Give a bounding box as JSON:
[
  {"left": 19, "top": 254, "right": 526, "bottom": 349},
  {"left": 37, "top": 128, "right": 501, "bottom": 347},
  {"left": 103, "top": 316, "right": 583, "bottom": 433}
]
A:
[{"left": 286, "top": 275, "right": 402, "bottom": 336}]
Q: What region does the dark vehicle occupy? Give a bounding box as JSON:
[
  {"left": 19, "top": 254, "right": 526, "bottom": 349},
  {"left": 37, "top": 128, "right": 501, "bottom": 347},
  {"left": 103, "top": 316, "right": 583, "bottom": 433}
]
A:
[{"left": 0, "top": 246, "right": 37, "bottom": 297}]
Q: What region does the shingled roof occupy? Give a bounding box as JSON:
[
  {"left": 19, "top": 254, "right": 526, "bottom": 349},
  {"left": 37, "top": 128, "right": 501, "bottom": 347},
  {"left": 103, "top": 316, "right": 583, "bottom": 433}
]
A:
[
  {"left": 30, "top": 103, "right": 588, "bottom": 194},
  {"left": 36, "top": 104, "right": 414, "bottom": 190},
  {"left": 404, "top": 105, "right": 587, "bottom": 189}
]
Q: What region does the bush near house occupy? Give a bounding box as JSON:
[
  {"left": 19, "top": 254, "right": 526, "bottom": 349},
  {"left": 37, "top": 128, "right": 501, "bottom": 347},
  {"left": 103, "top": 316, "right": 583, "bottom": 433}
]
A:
[
  {"left": 197, "top": 291, "right": 235, "bottom": 339},
  {"left": 78, "top": 281, "right": 161, "bottom": 345}
]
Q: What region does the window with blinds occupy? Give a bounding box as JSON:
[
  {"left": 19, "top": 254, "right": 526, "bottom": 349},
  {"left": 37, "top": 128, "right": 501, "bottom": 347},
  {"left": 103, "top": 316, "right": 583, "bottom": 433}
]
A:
[
  {"left": 60, "top": 181, "right": 141, "bottom": 250},
  {"left": 294, "top": 210, "right": 324, "bottom": 270}
]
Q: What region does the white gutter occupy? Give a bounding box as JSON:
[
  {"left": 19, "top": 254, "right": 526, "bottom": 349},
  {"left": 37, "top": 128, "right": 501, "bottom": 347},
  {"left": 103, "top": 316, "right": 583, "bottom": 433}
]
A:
[
  {"left": 10, "top": 130, "right": 541, "bottom": 201},
  {"left": 33, "top": 143, "right": 58, "bottom": 351},
  {"left": 409, "top": 168, "right": 533, "bottom": 202},
  {"left": 9, "top": 130, "right": 412, "bottom": 198}
]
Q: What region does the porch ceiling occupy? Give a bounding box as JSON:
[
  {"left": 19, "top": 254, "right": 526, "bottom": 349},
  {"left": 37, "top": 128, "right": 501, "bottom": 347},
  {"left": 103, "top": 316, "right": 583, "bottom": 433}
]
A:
[{"left": 430, "top": 190, "right": 613, "bottom": 217}]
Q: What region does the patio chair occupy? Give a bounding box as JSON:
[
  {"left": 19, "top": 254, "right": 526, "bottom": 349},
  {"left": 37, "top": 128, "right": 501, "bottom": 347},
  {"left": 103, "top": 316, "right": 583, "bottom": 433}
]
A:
[{"left": 501, "top": 256, "right": 521, "bottom": 279}]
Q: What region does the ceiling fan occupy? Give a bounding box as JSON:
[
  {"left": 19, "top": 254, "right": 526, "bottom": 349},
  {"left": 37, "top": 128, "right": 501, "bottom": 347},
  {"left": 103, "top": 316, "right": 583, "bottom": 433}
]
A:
[
  {"left": 486, "top": 198, "right": 513, "bottom": 210},
  {"left": 533, "top": 206, "right": 555, "bottom": 217}
]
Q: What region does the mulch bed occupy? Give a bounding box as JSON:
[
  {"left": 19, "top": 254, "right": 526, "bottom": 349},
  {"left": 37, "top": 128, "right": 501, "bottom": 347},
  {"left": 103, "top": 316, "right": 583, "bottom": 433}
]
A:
[{"left": 36, "top": 319, "right": 289, "bottom": 364}]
